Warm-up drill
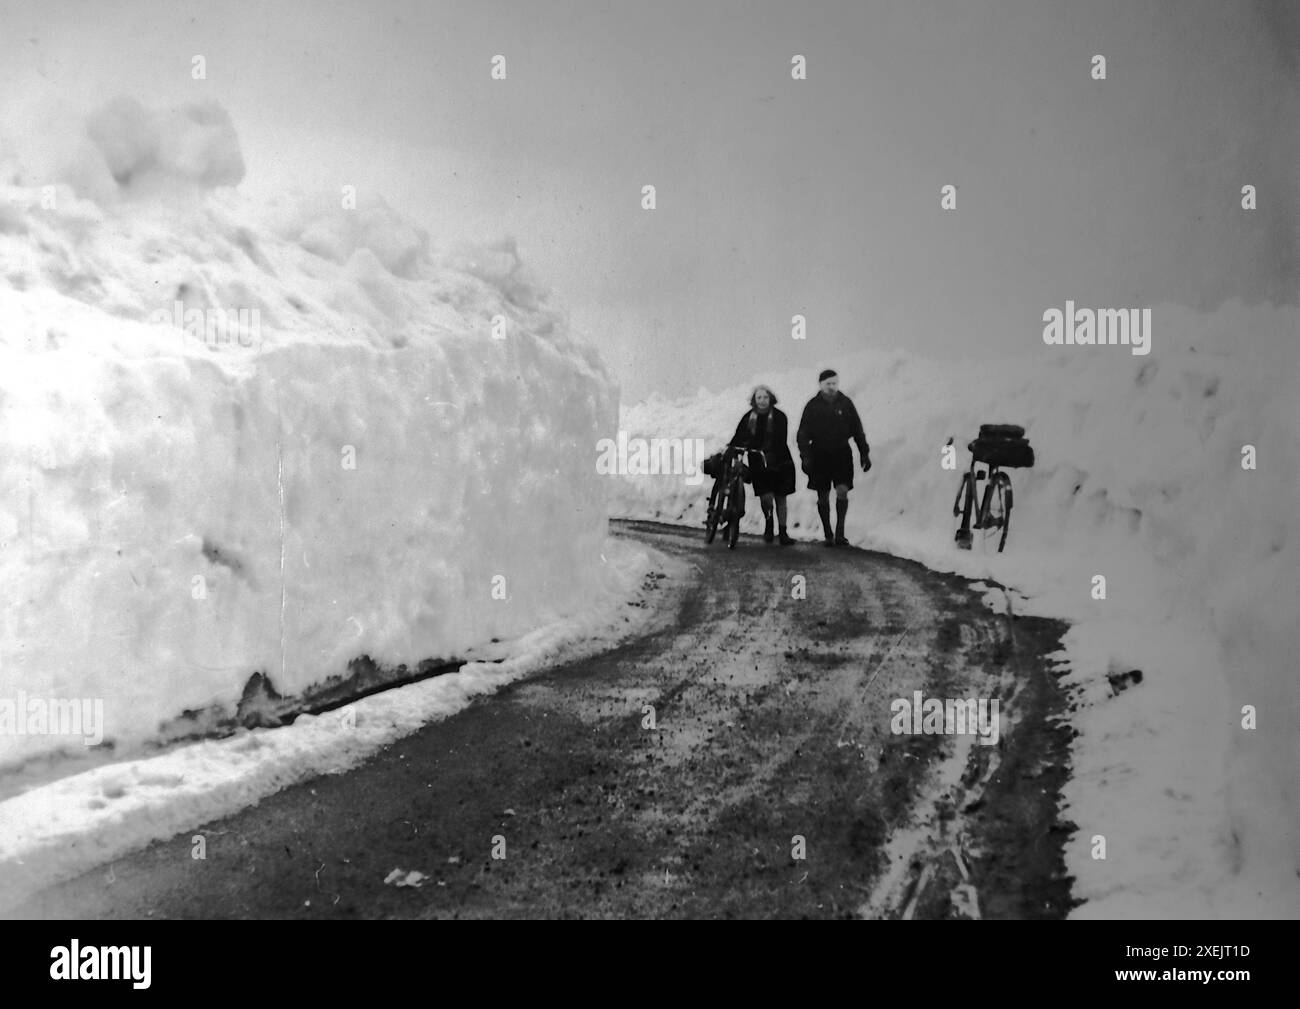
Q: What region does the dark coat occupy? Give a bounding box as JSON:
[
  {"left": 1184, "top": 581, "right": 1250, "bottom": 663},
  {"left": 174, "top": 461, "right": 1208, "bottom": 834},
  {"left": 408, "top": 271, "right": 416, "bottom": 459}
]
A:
[
  {"left": 731, "top": 407, "right": 796, "bottom": 496},
  {"left": 796, "top": 392, "right": 869, "bottom": 461}
]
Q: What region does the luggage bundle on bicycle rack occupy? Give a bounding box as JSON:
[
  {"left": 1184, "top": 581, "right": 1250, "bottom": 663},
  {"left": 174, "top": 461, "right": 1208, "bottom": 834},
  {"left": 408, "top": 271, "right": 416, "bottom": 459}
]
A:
[{"left": 968, "top": 423, "right": 1035, "bottom": 469}]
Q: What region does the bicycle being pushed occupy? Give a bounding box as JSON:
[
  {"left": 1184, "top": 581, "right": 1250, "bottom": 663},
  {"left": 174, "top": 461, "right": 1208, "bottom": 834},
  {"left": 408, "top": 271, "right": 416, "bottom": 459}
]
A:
[
  {"left": 702, "top": 443, "right": 759, "bottom": 549},
  {"left": 953, "top": 424, "right": 1035, "bottom": 553}
]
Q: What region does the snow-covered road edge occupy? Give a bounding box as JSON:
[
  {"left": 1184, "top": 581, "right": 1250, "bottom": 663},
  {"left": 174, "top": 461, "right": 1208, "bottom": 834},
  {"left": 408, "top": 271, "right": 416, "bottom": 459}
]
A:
[
  {"left": 621, "top": 514, "right": 1299, "bottom": 920},
  {"left": 0, "top": 536, "right": 671, "bottom": 914},
  {"left": 866, "top": 532, "right": 1296, "bottom": 920}
]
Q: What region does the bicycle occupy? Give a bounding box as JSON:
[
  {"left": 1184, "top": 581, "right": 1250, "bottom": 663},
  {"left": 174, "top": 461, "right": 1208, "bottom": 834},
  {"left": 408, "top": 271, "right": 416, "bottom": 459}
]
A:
[
  {"left": 952, "top": 425, "right": 1032, "bottom": 553},
  {"left": 953, "top": 456, "right": 1013, "bottom": 553},
  {"left": 703, "top": 444, "right": 752, "bottom": 549}
]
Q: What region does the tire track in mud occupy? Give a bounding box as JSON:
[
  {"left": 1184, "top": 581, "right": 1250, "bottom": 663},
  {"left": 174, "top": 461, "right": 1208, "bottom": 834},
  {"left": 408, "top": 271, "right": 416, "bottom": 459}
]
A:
[{"left": 7, "top": 520, "right": 1076, "bottom": 919}]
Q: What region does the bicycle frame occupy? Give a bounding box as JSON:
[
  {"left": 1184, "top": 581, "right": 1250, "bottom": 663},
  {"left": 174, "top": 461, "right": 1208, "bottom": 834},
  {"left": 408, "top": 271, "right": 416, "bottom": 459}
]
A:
[{"left": 953, "top": 457, "right": 1013, "bottom": 552}]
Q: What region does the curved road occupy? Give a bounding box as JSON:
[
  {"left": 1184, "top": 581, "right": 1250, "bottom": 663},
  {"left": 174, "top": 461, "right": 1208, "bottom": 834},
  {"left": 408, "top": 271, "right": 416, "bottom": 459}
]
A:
[{"left": 10, "top": 520, "right": 1074, "bottom": 919}]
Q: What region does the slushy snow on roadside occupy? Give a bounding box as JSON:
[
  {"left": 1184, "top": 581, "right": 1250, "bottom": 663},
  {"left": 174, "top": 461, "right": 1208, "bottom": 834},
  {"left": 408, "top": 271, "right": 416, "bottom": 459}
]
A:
[{"left": 0, "top": 534, "right": 666, "bottom": 912}]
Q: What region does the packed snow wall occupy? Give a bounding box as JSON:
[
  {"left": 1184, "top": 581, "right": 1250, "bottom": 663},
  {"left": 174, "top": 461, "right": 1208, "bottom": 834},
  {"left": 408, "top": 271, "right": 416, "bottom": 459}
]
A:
[
  {"left": 0, "top": 99, "right": 616, "bottom": 767},
  {"left": 610, "top": 303, "right": 1299, "bottom": 917}
]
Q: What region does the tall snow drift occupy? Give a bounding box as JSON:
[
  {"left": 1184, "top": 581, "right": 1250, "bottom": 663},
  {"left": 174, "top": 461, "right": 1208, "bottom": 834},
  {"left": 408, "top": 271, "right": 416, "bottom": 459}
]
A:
[{"left": 0, "top": 99, "right": 617, "bottom": 769}]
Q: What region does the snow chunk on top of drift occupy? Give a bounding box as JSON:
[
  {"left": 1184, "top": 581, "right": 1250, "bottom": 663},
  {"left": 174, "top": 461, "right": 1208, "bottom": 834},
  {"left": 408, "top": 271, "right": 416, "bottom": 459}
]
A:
[
  {"left": 84, "top": 96, "right": 246, "bottom": 194},
  {"left": 0, "top": 99, "right": 618, "bottom": 771},
  {"left": 267, "top": 190, "right": 427, "bottom": 279}
]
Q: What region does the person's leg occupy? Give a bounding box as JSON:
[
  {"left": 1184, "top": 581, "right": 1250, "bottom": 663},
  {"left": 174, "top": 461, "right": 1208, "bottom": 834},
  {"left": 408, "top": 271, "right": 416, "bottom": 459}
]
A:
[
  {"left": 760, "top": 491, "right": 775, "bottom": 542},
  {"left": 834, "top": 483, "right": 850, "bottom": 543},
  {"left": 816, "top": 488, "right": 833, "bottom": 543},
  {"left": 775, "top": 495, "right": 793, "bottom": 544}
]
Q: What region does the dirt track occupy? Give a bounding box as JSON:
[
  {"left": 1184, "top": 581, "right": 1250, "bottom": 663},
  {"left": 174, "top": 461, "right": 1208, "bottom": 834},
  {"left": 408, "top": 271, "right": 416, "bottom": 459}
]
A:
[{"left": 9, "top": 520, "right": 1075, "bottom": 919}]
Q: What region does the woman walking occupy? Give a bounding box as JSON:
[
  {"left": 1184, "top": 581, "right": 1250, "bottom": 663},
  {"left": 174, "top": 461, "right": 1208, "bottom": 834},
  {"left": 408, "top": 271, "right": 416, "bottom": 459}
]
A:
[{"left": 730, "top": 385, "right": 797, "bottom": 545}]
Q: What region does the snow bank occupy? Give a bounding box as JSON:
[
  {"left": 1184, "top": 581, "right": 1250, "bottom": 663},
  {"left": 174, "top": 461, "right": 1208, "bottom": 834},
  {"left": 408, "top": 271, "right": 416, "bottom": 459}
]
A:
[
  {"left": 610, "top": 301, "right": 1299, "bottom": 918},
  {"left": 0, "top": 100, "right": 617, "bottom": 772}
]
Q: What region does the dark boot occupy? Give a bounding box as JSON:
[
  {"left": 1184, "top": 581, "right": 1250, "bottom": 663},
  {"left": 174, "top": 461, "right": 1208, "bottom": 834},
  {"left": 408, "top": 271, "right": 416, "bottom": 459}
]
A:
[
  {"left": 817, "top": 499, "right": 833, "bottom": 544},
  {"left": 779, "top": 530, "right": 795, "bottom": 546},
  {"left": 763, "top": 511, "right": 774, "bottom": 543},
  {"left": 835, "top": 498, "right": 849, "bottom": 545}
]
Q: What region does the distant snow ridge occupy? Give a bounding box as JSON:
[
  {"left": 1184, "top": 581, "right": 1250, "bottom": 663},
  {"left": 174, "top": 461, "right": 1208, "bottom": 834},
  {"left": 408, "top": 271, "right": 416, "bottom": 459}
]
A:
[
  {"left": 0, "top": 99, "right": 618, "bottom": 771},
  {"left": 613, "top": 303, "right": 1300, "bottom": 920}
]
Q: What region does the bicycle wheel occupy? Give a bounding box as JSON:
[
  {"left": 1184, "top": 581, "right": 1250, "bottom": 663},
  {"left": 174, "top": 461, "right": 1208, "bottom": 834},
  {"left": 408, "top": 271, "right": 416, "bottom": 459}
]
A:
[
  {"left": 978, "top": 471, "right": 1012, "bottom": 553},
  {"left": 726, "top": 477, "right": 743, "bottom": 549},
  {"left": 997, "top": 474, "right": 1013, "bottom": 552},
  {"left": 704, "top": 477, "right": 723, "bottom": 543},
  {"left": 953, "top": 471, "right": 974, "bottom": 549}
]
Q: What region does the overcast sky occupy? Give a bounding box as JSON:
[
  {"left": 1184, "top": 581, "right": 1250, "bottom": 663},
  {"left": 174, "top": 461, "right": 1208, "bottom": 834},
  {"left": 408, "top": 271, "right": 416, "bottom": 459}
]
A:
[{"left": 2, "top": 0, "right": 1296, "bottom": 400}]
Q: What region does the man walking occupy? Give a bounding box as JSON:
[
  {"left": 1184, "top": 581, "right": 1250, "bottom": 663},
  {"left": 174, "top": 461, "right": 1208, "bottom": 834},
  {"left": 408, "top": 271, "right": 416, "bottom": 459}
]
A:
[{"left": 796, "top": 369, "right": 871, "bottom": 546}]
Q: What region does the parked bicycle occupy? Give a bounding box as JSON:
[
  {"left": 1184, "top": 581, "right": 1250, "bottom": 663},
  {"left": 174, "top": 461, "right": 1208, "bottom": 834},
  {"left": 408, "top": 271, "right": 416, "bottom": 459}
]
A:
[
  {"left": 703, "top": 444, "right": 755, "bottom": 549},
  {"left": 953, "top": 424, "right": 1034, "bottom": 553}
]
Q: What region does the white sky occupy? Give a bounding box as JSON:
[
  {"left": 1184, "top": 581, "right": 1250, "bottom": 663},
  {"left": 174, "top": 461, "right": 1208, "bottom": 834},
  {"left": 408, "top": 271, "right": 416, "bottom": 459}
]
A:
[{"left": 1, "top": 0, "right": 1296, "bottom": 400}]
